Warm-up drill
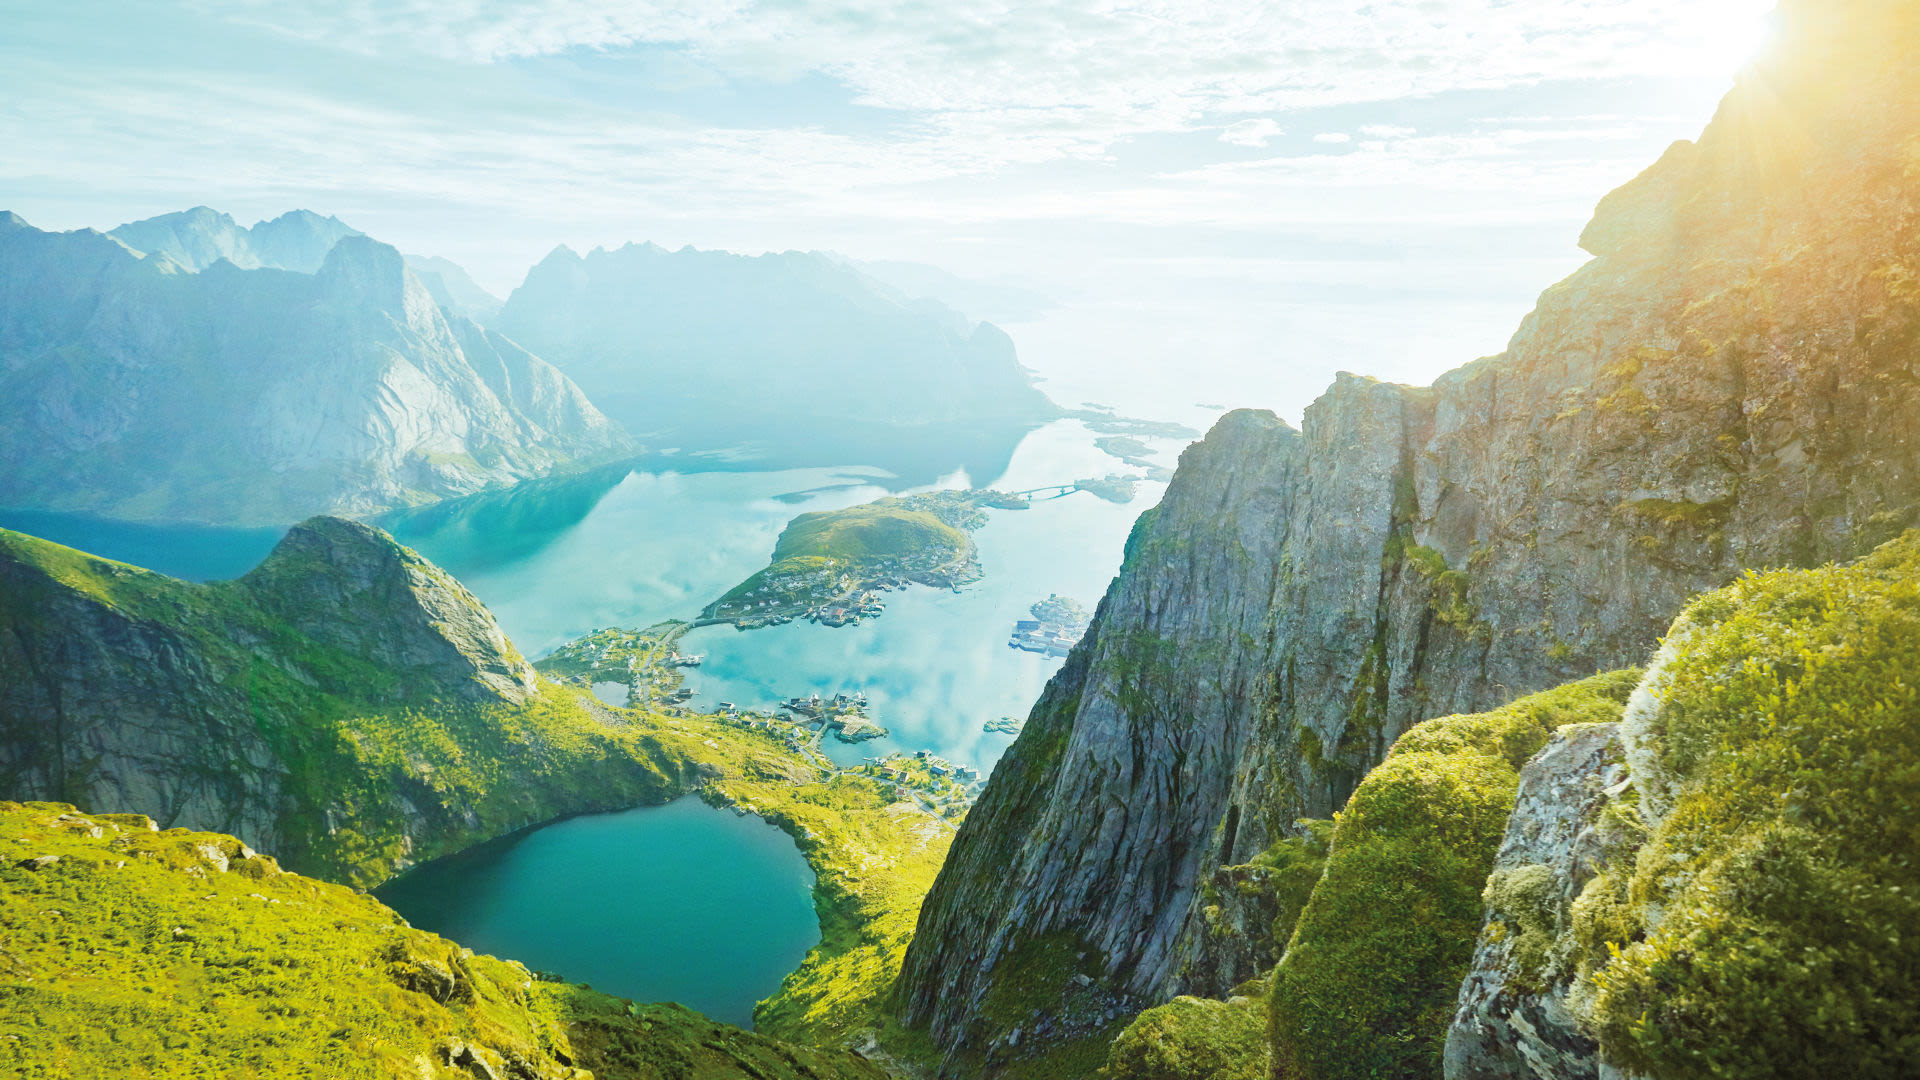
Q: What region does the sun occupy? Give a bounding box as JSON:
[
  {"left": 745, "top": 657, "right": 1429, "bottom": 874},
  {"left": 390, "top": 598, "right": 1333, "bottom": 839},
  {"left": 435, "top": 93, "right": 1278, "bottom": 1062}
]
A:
[{"left": 1680, "top": 0, "right": 1780, "bottom": 84}]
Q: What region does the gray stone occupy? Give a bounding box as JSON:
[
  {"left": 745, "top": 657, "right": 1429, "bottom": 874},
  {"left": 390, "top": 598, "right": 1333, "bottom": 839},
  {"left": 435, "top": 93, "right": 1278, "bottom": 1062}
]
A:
[{"left": 1443, "top": 723, "right": 1623, "bottom": 1080}]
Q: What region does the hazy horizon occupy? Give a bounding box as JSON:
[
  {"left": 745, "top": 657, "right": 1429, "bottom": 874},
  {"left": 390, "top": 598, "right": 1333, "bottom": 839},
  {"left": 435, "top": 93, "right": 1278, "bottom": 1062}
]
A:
[{"left": 3, "top": 0, "right": 1778, "bottom": 425}]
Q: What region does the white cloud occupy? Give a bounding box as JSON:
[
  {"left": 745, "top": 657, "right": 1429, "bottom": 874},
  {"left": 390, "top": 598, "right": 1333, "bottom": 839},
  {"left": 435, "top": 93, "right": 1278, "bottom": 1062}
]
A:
[
  {"left": 1219, "top": 119, "right": 1284, "bottom": 148},
  {"left": 1359, "top": 124, "right": 1416, "bottom": 138},
  {"left": 191, "top": 0, "right": 1775, "bottom": 159},
  {"left": 1314, "top": 132, "right": 1352, "bottom": 144}
]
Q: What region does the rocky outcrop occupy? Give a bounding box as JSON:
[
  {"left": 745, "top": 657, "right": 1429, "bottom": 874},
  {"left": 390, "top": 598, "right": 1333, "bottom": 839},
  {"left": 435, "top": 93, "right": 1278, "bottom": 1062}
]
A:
[
  {"left": 1443, "top": 723, "right": 1625, "bottom": 1080},
  {"left": 897, "top": 0, "right": 1920, "bottom": 1065},
  {"left": 239, "top": 517, "right": 537, "bottom": 703},
  {"left": 0, "top": 214, "right": 632, "bottom": 525}
]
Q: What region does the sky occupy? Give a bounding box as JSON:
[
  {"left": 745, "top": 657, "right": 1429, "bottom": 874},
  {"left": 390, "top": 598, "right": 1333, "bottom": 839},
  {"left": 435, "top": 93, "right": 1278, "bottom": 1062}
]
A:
[{"left": 0, "top": 0, "right": 1778, "bottom": 426}]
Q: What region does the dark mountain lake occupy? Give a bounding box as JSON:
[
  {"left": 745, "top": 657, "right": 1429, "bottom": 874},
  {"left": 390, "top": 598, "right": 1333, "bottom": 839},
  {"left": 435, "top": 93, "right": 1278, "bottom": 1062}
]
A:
[{"left": 376, "top": 798, "right": 818, "bottom": 1027}]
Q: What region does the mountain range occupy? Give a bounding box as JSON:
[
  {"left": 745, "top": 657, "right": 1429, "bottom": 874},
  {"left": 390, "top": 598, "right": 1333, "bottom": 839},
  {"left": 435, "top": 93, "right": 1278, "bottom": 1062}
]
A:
[
  {"left": 494, "top": 241, "right": 1058, "bottom": 482},
  {"left": 0, "top": 210, "right": 1057, "bottom": 524},
  {"left": 0, "top": 212, "right": 631, "bottom": 525}
]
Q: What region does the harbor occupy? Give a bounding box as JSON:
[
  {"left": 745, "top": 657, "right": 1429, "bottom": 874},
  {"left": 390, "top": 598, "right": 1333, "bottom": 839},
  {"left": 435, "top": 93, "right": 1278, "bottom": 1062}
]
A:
[{"left": 1008, "top": 593, "right": 1091, "bottom": 657}]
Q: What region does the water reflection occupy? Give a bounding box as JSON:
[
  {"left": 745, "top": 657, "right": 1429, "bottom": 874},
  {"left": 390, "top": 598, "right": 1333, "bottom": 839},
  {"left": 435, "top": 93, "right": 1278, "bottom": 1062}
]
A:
[
  {"left": 0, "top": 509, "right": 285, "bottom": 582},
  {"left": 387, "top": 420, "right": 1178, "bottom": 772},
  {"left": 371, "top": 460, "right": 636, "bottom": 573}
]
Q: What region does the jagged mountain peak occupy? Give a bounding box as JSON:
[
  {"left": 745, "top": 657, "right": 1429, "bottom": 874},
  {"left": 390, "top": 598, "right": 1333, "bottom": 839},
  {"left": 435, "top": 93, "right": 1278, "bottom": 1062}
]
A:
[
  {"left": 315, "top": 233, "right": 413, "bottom": 304},
  {"left": 109, "top": 205, "right": 363, "bottom": 274},
  {"left": 0, "top": 212, "right": 631, "bottom": 524}
]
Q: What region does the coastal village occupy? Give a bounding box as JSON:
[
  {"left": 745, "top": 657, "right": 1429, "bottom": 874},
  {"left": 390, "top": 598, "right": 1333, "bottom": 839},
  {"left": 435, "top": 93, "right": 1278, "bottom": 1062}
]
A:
[
  {"left": 536, "top": 621, "right": 987, "bottom": 819},
  {"left": 1008, "top": 593, "right": 1092, "bottom": 657}
]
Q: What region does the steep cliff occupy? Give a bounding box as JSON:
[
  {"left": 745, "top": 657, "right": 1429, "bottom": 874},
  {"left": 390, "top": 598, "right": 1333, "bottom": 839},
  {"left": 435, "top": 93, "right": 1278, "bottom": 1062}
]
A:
[
  {"left": 0, "top": 519, "right": 702, "bottom": 886},
  {"left": 0, "top": 216, "right": 632, "bottom": 525},
  {"left": 897, "top": 0, "right": 1920, "bottom": 1065},
  {"left": 0, "top": 800, "right": 888, "bottom": 1080}
]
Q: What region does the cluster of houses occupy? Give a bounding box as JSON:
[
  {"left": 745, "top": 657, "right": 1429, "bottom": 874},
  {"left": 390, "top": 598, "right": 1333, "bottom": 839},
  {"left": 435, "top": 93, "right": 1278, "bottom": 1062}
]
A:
[
  {"left": 1008, "top": 619, "right": 1081, "bottom": 657},
  {"left": 1008, "top": 594, "right": 1093, "bottom": 658},
  {"left": 860, "top": 750, "right": 983, "bottom": 817}
]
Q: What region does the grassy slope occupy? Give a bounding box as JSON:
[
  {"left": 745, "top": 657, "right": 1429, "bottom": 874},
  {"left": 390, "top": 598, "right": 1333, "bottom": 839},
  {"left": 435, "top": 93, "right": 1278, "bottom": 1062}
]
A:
[
  {"left": 773, "top": 501, "right": 968, "bottom": 563},
  {"left": 712, "top": 496, "right": 976, "bottom": 613},
  {"left": 0, "top": 525, "right": 703, "bottom": 889},
  {"left": 0, "top": 800, "right": 887, "bottom": 1080}
]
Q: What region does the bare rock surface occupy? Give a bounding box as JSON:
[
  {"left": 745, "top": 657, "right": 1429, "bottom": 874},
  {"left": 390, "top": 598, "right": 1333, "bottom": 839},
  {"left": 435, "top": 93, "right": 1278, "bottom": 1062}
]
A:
[{"left": 1443, "top": 723, "right": 1624, "bottom": 1080}]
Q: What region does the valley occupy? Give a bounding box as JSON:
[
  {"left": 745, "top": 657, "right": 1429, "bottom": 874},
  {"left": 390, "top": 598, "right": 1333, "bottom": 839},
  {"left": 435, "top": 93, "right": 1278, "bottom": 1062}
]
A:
[{"left": 4, "top": 3, "right": 1918, "bottom": 1078}]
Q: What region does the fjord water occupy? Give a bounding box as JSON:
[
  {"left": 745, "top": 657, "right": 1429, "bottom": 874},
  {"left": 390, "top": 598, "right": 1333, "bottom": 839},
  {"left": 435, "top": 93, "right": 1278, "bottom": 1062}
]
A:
[
  {"left": 379, "top": 418, "right": 1174, "bottom": 771},
  {"left": 0, "top": 419, "right": 1175, "bottom": 1022},
  {"left": 376, "top": 798, "right": 818, "bottom": 1027}
]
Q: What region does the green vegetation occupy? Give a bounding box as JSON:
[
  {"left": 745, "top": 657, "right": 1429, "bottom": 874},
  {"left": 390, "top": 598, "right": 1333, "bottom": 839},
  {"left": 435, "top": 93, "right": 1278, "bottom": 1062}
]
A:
[
  {"left": 1565, "top": 533, "right": 1920, "bottom": 1079},
  {"left": 972, "top": 931, "right": 1132, "bottom": 1080},
  {"left": 0, "top": 800, "right": 886, "bottom": 1080},
  {"left": 1269, "top": 670, "right": 1640, "bottom": 1080},
  {"left": 1098, "top": 996, "right": 1266, "bottom": 1080},
  {"left": 1255, "top": 819, "right": 1335, "bottom": 953},
  {"left": 776, "top": 501, "right": 969, "bottom": 562},
  {"left": 0, "top": 523, "right": 957, "bottom": 1073},
  {"left": 702, "top": 490, "right": 1001, "bottom": 628},
  {"left": 0, "top": 523, "right": 716, "bottom": 889}
]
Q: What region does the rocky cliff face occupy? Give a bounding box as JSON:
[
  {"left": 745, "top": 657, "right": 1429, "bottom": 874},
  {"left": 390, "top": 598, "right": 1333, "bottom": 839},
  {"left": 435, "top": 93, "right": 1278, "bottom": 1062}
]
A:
[
  {"left": 0, "top": 215, "right": 632, "bottom": 525},
  {"left": 0, "top": 519, "right": 695, "bottom": 884},
  {"left": 897, "top": 0, "right": 1920, "bottom": 1063}
]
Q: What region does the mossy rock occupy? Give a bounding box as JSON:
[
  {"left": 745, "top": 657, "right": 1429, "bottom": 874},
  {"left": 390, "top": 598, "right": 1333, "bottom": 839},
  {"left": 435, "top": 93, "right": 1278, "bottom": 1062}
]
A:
[
  {"left": 1570, "top": 531, "right": 1920, "bottom": 1079},
  {"left": 1268, "top": 671, "right": 1638, "bottom": 1080},
  {"left": 1099, "top": 995, "right": 1266, "bottom": 1080}
]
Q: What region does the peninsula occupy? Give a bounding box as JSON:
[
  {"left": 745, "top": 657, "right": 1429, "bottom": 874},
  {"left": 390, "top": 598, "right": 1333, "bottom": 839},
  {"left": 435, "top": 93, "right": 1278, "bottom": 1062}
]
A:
[{"left": 700, "top": 489, "right": 1026, "bottom": 629}]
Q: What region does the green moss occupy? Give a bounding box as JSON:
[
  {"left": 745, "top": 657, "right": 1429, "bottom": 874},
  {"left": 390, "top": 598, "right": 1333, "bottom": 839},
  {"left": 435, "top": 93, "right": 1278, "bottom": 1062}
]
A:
[
  {"left": 1253, "top": 819, "right": 1335, "bottom": 952},
  {"left": 1480, "top": 863, "right": 1562, "bottom": 992},
  {"left": 1568, "top": 532, "right": 1920, "bottom": 1079},
  {"left": 0, "top": 801, "right": 885, "bottom": 1080},
  {"left": 1268, "top": 671, "right": 1638, "bottom": 1080},
  {"left": 1098, "top": 996, "right": 1266, "bottom": 1080}
]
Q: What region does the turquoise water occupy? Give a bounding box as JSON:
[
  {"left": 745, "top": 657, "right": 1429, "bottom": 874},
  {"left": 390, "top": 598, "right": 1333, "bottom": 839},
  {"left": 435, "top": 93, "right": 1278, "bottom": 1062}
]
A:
[
  {"left": 376, "top": 798, "right": 818, "bottom": 1027},
  {"left": 379, "top": 419, "right": 1173, "bottom": 772},
  {"left": 0, "top": 508, "right": 285, "bottom": 582},
  {"left": 6, "top": 419, "right": 1180, "bottom": 1023}
]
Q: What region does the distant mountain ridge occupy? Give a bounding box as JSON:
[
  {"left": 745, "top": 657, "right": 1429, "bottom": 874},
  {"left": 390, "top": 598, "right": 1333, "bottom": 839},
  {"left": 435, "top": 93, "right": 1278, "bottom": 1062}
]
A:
[
  {"left": 404, "top": 252, "right": 504, "bottom": 323},
  {"left": 109, "top": 205, "right": 363, "bottom": 273},
  {"left": 495, "top": 241, "right": 1058, "bottom": 483},
  {"left": 0, "top": 212, "right": 631, "bottom": 525}
]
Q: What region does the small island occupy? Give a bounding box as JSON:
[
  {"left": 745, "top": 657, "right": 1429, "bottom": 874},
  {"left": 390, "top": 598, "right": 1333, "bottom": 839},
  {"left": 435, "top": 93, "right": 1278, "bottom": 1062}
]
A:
[
  {"left": 1009, "top": 594, "right": 1092, "bottom": 657},
  {"left": 700, "top": 489, "right": 1026, "bottom": 629},
  {"left": 778, "top": 690, "right": 891, "bottom": 742},
  {"left": 1094, "top": 435, "right": 1177, "bottom": 482}
]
